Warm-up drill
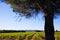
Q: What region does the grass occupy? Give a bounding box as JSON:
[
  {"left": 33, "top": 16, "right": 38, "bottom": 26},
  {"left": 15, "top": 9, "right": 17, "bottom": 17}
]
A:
[{"left": 0, "top": 32, "right": 60, "bottom": 40}]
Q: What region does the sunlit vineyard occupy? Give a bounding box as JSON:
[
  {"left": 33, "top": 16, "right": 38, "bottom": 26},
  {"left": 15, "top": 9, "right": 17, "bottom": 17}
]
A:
[{"left": 0, "top": 32, "right": 60, "bottom": 40}]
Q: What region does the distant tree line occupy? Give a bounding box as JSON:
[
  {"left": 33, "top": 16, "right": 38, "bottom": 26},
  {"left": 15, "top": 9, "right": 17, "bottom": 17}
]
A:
[
  {"left": 0, "top": 30, "right": 43, "bottom": 33},
  {"left": 0, "top": 30, "right": 26, "bottom": 33}
]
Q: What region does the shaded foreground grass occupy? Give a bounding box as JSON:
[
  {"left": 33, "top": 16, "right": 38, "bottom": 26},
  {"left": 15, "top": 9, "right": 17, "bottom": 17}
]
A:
[{"left": 0, "top": 32, "right": 60, "bottom": 40}]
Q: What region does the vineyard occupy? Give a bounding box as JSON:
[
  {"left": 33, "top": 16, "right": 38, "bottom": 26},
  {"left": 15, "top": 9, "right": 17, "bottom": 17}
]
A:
[{"left": 0, "top": 32, "right": 60, "bottom": 40}]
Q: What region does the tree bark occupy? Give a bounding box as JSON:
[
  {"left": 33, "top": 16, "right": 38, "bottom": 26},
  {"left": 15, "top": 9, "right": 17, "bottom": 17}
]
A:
[{"left": 44, "top": 13, "right": 55, "bottom": 40}]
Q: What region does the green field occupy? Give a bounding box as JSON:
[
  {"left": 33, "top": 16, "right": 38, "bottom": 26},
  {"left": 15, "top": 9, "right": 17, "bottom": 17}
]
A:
[{"left": 0, "top": 32, "right": 60, "bottom": 40}]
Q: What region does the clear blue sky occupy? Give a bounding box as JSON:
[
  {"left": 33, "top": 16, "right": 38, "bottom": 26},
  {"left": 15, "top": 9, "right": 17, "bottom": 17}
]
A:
[{"left": 0, "top": 2, "right": 60, "bottom": 31}]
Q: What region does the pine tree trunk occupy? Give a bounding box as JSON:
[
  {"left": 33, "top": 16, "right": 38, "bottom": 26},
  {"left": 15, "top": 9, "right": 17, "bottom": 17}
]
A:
[{"left": 44, "top": 13, "right": 55, "bottom": 40}]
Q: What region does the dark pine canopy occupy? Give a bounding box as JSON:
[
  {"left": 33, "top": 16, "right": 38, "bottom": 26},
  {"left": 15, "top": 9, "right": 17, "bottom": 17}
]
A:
[{"left": 3, "top": 0, "right": 60, "bottom": 18}]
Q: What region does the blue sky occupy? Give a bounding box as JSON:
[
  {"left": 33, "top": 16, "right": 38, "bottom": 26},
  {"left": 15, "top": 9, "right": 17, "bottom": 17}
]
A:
[{"left": 0, "top": 2, "right": 60, "bottom": 31}]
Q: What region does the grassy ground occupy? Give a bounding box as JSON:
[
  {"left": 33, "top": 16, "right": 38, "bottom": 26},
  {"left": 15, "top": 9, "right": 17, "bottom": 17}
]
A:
[{"left": 0, "top": 32, "right": 60, "bottom": 40}]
